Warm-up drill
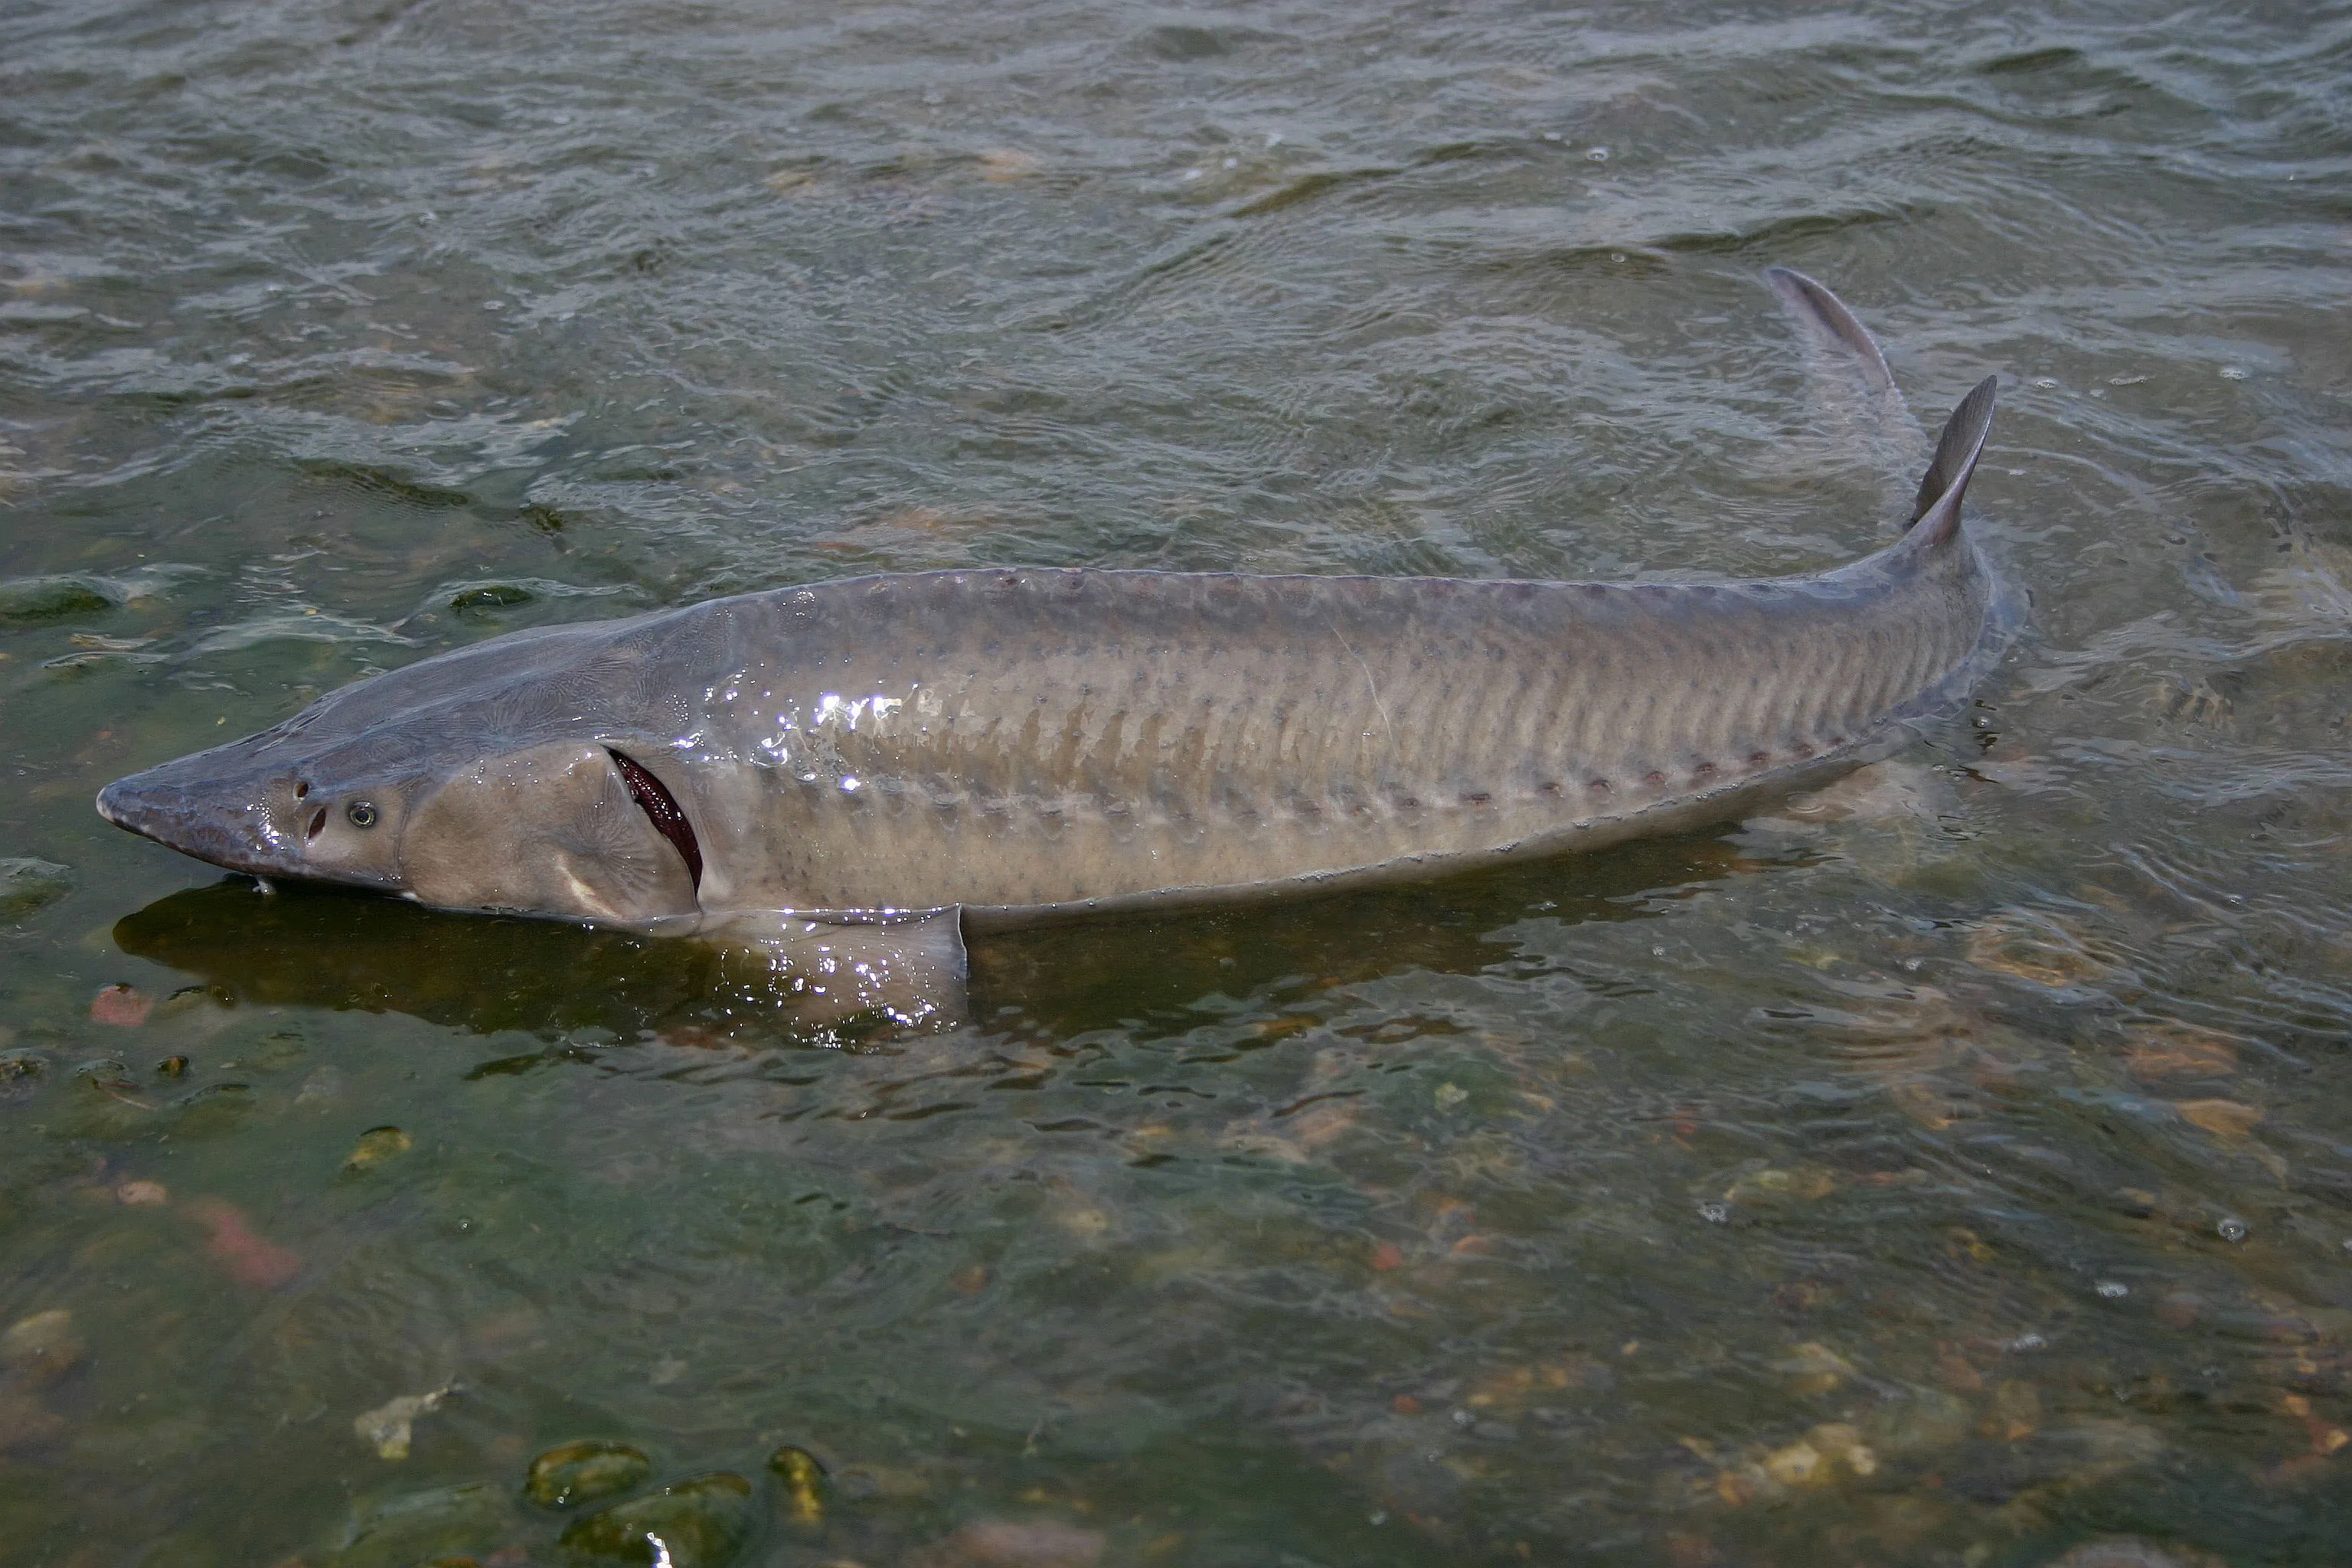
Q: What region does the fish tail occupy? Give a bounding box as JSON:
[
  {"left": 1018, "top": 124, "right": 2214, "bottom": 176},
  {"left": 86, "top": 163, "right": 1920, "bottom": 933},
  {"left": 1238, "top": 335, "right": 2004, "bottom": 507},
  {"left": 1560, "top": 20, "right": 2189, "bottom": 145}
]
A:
[
  {"left": 1763, "top": 265, "right": 1900, "bottom": 399},
  {"left": 1763, "top": 265, "right": 1928, "bottom": 484},
  {"left": 1901, "top": 376, "right": 1999, "bottom": 550}
]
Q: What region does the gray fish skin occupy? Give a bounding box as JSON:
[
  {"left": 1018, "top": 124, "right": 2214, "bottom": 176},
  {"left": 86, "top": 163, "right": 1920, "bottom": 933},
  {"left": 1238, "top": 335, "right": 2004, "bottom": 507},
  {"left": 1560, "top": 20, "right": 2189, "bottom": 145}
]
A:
[{"left": 96, "top": 279, "right": 2015, "bottom": 945}]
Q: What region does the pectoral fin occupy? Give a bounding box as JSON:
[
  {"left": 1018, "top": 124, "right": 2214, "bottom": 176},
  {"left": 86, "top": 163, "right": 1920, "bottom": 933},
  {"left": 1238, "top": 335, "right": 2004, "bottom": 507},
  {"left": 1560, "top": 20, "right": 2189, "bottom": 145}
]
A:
[{"left": 698, "top": 907, "right": 968, "bottom": 1033}]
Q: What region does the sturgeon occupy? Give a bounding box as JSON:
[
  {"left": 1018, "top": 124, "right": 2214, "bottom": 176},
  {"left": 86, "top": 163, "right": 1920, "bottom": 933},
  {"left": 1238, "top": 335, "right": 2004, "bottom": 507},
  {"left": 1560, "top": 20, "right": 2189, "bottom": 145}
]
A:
[{"left": 97, "top": 271, "right": 2015, "bottom": 1018}]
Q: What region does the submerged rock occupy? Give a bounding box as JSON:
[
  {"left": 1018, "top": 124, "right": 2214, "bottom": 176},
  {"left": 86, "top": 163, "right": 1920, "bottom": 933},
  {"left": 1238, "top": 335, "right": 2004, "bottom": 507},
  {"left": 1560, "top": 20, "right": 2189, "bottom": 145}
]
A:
[
  {"left": 2120, "top": 1024, "right": 2239, "bottom": 1080},
  {"left": 345, "top": 1125, "right": 416, "bottom": 1171},
  {"left": 1858, "top": 1387, "right": 1975, "bottom": 1457},
  {"left": 0, "top": 1390, "right": 65, "bottom": 1452},
  {"left": 1775, "top": 1341, "right": 1857, "bottom": 1396},
  {"left": 2173, "top": 1099, "right": 2262, "bottom": 1138},
  {"left": 449, "top": 582, "right": 534, "bottom": 611},
  {"left": 0, "top": 574, "right": 120, "bottom": 621},
  {"left": 557, "top": 1472, "right": 753, "bottom": 1566},
  {"left": 0, "top": 858, "right": 73, "bottom": 919},
  {"left": 89, "top": 984, "right": 153, "bottom": 1027},
  {"left": 1, "top": 1309, "right": 83, "bottom": 1384},
  {"left": 1964, "top": 910, "right": 2111, "bottom": 990},
  {"left": 765, "top": 1446, "right": 825, "bottom": 1527},
  {"left": 353, "top": 1384, "right": 455, "bottom": 1461},
  {"left": 528, "top": 1439, "right": 654, "bottom": 1509}
]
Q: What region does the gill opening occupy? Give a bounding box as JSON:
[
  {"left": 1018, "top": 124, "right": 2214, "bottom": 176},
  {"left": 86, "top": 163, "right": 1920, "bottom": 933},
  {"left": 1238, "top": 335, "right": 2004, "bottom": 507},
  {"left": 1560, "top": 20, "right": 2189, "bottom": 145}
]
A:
[{"left": 609, "top": 748, "right": 702, "bottom": 890}]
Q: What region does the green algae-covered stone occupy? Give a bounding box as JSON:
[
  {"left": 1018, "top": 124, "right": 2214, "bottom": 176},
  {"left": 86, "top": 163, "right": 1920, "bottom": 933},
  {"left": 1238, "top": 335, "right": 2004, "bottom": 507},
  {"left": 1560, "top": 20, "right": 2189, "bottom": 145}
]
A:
[
  {"left": 765, "top": 1446, "right": 825, "bottom": 1527},
  {"left": 0, "top": 859, "right": 72, "bottom": 919},
  {"left": 345, "top": 1125, "right": 415, "bottom": 1172},
  {"left": 526, "top": 1439, "right": 654, "bottom": 1509},
  {"left": 557, "top": 1472, "right": 753, "bottom": 1566},
  {"left": 0, "top": 577, "right": 116, "bottom": 622}
]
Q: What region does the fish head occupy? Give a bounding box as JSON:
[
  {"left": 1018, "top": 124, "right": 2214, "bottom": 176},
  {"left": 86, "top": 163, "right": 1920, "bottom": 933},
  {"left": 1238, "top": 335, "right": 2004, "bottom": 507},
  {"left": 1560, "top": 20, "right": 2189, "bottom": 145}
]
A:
[{"left": 96, "top": 622, "right": 705, "bottom": 926}]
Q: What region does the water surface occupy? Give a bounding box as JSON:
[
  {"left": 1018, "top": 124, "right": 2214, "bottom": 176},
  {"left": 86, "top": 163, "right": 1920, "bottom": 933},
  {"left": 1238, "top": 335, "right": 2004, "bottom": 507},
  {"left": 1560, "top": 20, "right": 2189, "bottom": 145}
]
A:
[{"left": 3, "top": 0, "right": 2350, "bottom": 1563}]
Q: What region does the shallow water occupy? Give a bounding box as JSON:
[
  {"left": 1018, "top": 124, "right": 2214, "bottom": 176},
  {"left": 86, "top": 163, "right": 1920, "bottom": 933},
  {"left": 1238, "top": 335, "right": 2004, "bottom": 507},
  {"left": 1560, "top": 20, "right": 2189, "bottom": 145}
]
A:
[{"left": 4, "top": 0, "right": 2351, "bottom": 1563}]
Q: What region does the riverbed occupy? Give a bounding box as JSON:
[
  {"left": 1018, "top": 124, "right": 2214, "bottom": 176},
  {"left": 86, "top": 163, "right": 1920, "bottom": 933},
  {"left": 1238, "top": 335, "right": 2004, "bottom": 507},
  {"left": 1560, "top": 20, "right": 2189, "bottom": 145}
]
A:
[{"left": 2, "top": 0, "right": 2349, "bottom": 1563}]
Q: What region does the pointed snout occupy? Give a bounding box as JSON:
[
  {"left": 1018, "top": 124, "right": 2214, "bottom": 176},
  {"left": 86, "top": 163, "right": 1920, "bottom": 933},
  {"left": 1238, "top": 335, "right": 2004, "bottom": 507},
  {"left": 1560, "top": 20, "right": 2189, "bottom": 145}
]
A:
[{"left": 96, "top": 763, "right": 309, "bottom": 881}]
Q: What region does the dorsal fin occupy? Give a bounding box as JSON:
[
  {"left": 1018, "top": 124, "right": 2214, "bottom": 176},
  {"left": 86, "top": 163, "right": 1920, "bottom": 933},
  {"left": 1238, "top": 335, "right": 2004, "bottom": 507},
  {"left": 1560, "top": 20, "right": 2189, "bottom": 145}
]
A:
[{"left": 1904, "top": 376, "right": 1999, "bottom": 549}]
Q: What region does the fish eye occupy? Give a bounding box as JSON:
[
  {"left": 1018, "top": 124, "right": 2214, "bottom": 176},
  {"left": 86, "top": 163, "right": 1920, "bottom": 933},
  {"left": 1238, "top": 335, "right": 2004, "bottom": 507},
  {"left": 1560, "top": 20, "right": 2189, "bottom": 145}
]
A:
[{"left": 346, "top": 801, "right": 379, "bottom": 828}]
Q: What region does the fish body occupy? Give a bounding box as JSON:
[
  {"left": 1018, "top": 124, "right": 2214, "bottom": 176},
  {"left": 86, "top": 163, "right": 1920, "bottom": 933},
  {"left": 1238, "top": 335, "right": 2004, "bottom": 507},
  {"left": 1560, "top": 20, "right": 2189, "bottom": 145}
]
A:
[{"left": 97, "top": 273, "right": 2014, "bottom": 971}]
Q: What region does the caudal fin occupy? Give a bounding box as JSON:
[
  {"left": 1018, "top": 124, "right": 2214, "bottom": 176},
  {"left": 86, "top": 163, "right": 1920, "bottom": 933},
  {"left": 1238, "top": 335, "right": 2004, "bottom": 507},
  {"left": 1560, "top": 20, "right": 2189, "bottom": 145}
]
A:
[
  {"left": 1763, "top": 265, "right": 1901, "bottom": 398},
  {"left": 1904, "top": 376, "right": 1999, "bottom": 548},
  {"left": 1763, "top": 266, "right": 1926, "bottom": 492}
]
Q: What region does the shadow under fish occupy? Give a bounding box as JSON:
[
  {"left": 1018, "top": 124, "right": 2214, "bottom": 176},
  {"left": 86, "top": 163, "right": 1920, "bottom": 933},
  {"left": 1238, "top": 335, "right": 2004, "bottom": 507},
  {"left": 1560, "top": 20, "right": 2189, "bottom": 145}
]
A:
[
  {"left": 112, "top": 827, "right": 1793, "bottom": 1048},
  {"left": 110, "top": 880, "right": 965, "bottom": 1045}
]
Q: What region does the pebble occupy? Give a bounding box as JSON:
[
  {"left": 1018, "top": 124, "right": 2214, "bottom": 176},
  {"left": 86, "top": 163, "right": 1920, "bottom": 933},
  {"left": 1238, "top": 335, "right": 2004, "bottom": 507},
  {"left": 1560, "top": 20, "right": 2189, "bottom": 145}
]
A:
[
  {"left": 1723, "top": 1166, "right": 1836, "bottom": 1205},
  {"left": 0, "top": 577, "right": 116, "bottom": 620},
  {"left": 346, "top": 1125, "right": 416, "bottom": 1171},
  {"left": 2174, "top": 1099, "right": 2262, "bottom": 1138},
  {"left": 354, "top": 1383, "right": 455, "bottom": 1461},
  {"left": 0, "top": 857, "right": 73, "bottom": 917},
  {"left": 766, "top": 1445, "right": 825, "bottom": 1526},
  {"left": 449, "top": 583, "right": 533, "bottom": 610},
  {"left": 1805, "top": 1421, "right": 1878, "bottom": 1478},
  {"left": 1777, "top": 1341, "right": 1856, "bottom": 1395},
  {"left": 1, "top": 1310, "right": 83, "bottom": 1383},
  {"left": 0, "top": 1047, "right": 44, "bottom": 1106},
  {"left": 88, "top": 984, "right": 153, "bottom": 1027},
  {"left": 1964, "top": 910, "right": 2109, "bottom": 989},
  {"left": 1761, "top": 1439, "right": 1824, "bottom": 1486},
  {"left": 0, "top": 1390, "right": 67, "bottom": 1453},
  {"left": 2120, "top": 1025, "right": 2238, "bottom": 1079},
  {"left": 1858, "top": 1388, "right": 1974, "bottom": 1456},
  {"left": 526, "top": 1439, "right": 653, "bottom": 1509},
  {"left": 557, "top": 1472, "right": 753, "bottom": 1567}
]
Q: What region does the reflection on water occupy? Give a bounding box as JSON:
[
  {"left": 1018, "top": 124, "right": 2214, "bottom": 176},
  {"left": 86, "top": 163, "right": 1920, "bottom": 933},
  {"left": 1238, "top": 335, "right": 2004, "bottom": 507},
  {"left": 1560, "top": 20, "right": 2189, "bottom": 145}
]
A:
[
  {"left": 110, "top": 831, "right": 1742, "bottom": 1047},
  {"left": 4, "top": 0, "right": 2352, "bottom": 1560}
]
